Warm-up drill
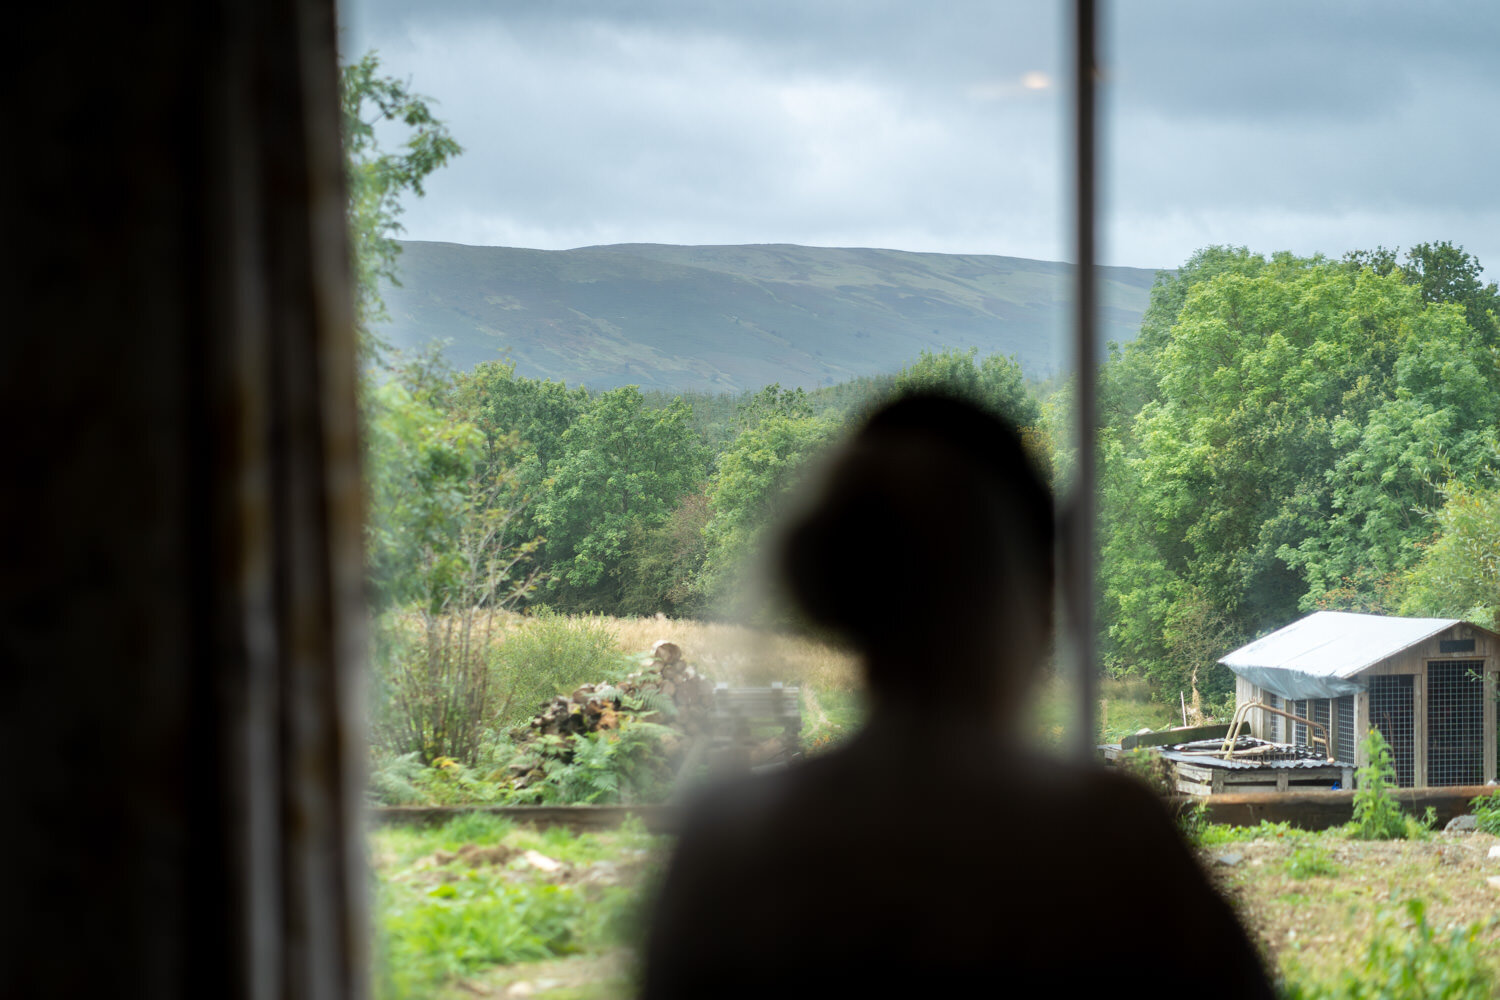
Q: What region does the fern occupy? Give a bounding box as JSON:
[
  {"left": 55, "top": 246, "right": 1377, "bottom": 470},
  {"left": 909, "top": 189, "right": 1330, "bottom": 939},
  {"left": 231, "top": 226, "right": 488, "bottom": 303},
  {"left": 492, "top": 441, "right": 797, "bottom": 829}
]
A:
[
  {"left": 367, "top": 751, "right": 429, "bottom": 806},
  {"left": 534, "top": 719, "right": 678, "bottom": 804},
  {"left": 632, "top": 687, "right": 677, "bottom": 720}
]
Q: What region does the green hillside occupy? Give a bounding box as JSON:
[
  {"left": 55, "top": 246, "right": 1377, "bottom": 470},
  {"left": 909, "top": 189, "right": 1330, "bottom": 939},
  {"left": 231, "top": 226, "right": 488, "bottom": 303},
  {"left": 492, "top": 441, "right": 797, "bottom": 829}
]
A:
[{"left": 376, "top": 241, "right": 1159, "bottom": 391}]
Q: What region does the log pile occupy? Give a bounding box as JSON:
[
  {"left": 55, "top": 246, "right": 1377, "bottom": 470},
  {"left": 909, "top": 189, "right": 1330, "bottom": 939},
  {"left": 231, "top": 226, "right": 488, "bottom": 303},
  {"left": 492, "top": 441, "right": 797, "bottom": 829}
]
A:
[{"left": 508, "top": 640, "right": 713, "bottom": 785}]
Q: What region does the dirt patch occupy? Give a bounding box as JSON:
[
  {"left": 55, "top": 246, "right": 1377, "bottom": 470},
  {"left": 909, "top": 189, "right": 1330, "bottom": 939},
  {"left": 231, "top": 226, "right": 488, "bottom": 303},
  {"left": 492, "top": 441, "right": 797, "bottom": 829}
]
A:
[{"left": 442, "top": 950, "right": 636, "bottom": 1000}]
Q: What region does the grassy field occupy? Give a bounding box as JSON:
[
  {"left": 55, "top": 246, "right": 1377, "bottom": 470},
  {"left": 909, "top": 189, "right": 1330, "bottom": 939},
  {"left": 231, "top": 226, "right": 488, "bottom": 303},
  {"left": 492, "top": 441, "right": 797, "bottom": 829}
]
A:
[
  {"left": 370, "top": 815, "right": 1500, "bottom": 999},
  {"left": 370, "top": 615, "right": 1499, "bottom": 997},
  {"left": 368, "top": 616, "right": 1211, "bottom": 997},
  {"left": 370, "top": 814, "right": 664, "bottom": 999},
  {"left": 1201, "top": 823, "right": 1500, "bottom": 995}
]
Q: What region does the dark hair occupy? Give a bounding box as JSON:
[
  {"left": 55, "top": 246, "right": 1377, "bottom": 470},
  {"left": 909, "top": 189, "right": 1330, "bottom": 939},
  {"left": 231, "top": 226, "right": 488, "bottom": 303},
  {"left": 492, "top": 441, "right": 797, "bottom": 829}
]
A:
[{"left": 778, "top": 393, "right": 1054, "bottom": 695}]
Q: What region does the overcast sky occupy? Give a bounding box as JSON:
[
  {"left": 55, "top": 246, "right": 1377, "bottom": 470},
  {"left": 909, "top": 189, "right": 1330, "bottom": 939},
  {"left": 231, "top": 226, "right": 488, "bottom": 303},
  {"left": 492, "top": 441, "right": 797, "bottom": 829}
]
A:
[{"left": 341, "top": 1, "right": 1500, "bottom": 275}]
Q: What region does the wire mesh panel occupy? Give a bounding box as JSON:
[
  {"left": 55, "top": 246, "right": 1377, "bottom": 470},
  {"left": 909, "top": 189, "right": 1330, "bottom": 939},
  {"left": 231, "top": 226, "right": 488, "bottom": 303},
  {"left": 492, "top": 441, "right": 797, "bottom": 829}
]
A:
[
  {"left": 1266, "top": 692, "right": 1280, "bottom": 742},
  {"left": 1313, "top": 699, "right": 1330, "bottom": 755},
  {"left": 1427, "top": 660, "right": 1484, "bottom": 786},
  {"left": 1293, "top": 700, "right": 1308, "bottom": 746},
  {"left": 1369, "top": 675, "right": 1415, "bottom": 787},
  {"left": 1335, "top": 696, "right": 1355, "bottom": 762}
]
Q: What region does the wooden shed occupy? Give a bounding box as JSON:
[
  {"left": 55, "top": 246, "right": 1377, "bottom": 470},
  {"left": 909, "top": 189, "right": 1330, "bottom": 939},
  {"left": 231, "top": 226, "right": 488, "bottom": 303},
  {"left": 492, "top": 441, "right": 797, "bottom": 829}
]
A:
[{"left": 1222, "top": 612, "right": 1500, "bottom": 788}]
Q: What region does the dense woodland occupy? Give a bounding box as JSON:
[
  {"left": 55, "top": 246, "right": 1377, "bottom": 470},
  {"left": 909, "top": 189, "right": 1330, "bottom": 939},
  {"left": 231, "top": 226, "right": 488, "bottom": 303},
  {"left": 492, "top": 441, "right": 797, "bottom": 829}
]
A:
[{"left": 348, "top": 55, "right": 1500, "bottom": 760}]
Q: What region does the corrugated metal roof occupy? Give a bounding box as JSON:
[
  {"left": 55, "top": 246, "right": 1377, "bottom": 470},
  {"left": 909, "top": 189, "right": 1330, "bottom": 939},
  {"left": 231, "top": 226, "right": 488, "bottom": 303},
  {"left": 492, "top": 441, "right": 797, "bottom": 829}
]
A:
[
  {"left": 1219, "top": 612, "right": 1458, "bottom": 697},
  {"left": 1155, "top": 737, "right": 1353, "bottom": 771}
]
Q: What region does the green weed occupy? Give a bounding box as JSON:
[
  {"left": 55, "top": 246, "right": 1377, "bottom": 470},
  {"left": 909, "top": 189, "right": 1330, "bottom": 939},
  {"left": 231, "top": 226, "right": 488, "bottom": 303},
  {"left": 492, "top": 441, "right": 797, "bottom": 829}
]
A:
[
  {"left": 1347, "top": 730, "right": 1434, "bottom": 841},
  {"left": 1283, "top": 845, "right": 1339, "bottom": 880},
  {"left": 1469, "top": 789, "right": 1500, "bottom": 835}
]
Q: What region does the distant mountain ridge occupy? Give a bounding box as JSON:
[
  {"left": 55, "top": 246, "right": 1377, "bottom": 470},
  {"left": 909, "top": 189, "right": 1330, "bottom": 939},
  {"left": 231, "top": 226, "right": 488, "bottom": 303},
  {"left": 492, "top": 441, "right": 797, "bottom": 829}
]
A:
[{"left": 376, "top": 241, "right": 1160, "bottom": 393}]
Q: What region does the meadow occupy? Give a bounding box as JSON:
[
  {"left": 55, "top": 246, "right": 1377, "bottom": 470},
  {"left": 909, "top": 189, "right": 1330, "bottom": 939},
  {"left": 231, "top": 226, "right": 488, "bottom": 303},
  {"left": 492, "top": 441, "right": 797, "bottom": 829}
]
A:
[
  {"left": 367, "top": 615, "right": 1500, "bottom": 1000},
  {"left": 370, "top": 807, "right": 1500, "bottom": 999}
]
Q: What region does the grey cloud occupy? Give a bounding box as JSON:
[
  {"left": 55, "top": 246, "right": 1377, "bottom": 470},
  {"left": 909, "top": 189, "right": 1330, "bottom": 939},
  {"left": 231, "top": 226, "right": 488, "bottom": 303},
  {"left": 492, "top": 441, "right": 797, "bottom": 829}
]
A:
[{"left": 346, "top": 1, "right": 1500, "bottom": 274}]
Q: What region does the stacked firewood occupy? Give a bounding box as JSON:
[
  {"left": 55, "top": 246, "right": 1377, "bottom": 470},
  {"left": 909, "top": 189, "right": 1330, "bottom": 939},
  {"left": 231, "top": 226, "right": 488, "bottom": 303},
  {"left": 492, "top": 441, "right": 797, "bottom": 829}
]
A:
[{"left": 510, "top": 640, "right": 713, "bottom": 773}]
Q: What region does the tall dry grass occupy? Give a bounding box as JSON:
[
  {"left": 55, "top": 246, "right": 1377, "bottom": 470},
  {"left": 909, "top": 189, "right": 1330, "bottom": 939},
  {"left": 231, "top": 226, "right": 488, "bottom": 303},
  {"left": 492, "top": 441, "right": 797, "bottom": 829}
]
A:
[
  {"left": 607, "top": 615, "right": 860, "bottom": 692},
  {"left": 382, "top": 609, "right": 862, "bottom": 692}
]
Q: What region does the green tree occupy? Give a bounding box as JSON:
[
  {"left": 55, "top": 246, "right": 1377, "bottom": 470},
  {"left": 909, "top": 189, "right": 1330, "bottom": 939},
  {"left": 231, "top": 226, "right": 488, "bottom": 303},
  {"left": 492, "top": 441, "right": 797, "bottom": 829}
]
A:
[
  {"left": 364, "top": 360, "right": 544, "bottom": 764},
  {"left": 1403, "top": 241, "right": 1500, "bottom": 343},
  {"left": 698, "top": 410, "right": 837, "bottom": 604},
  {"left": 1284, "top": 302, "right": 1500, "bottom": 609},
  {"left": 341, "top": 50, "right": 463, "bottom": 356},
  {"left": 1096, "top": 246, "right": 1500, "bottom": 700},
  {"left": 734, "top": 383, "right": 813, "bottom": 427},
  {"left": 1398, "top": 479, "right": 1500, "bottom": 629},
  {"left": 889, "top": 347, "right": 1041, "bottom": 428},
  {"left": 534, "top": 387, "right": 709, "bottom": 606},
  {"left": 364, "top": 377, "right": 485, "bottom": 611},
  {"left": 452, "top": 361, "right": 591, "bottom": 557},
  {"left": 616, "top": 490, "right": 714, "bottom": 617}
]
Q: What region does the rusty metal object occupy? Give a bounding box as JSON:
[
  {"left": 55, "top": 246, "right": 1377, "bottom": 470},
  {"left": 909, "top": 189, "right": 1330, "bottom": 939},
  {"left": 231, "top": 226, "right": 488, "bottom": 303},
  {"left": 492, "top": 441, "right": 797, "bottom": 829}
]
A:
[{"left": 1220, "top": 700, "right": 1332, "bottom": 761}]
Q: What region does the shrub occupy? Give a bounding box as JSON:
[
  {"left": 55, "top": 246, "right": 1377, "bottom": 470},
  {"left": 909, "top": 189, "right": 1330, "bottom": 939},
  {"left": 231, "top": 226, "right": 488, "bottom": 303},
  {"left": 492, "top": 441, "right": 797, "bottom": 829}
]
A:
[
  {"left": 492, "top": 610, "right": 625, "bottom": 729},
  {"left": 1470, "top": 789, "right": 1500, "bottom": 835},
  {"left": 370, "top": 608, "right": 515, "bottom": 766}
]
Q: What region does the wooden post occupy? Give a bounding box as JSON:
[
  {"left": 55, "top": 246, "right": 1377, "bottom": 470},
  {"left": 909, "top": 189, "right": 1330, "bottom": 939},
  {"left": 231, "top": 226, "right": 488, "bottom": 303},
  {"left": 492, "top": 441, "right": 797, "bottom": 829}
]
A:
[
  {"left": 1486, "top": 666, "right": 1497, "bottom": 785},
  {"left": 1414, "top": 663, "right": 1428, "bottom": 788},
  {"left": 9, "top": 3, "right": 366, "bottom": 995},
  {"left": 1355, "top": 693, "right": 1371, "bottom": 775},
  {"left": 1179, "top": 785, "right": 1492, "bottom": 831}
]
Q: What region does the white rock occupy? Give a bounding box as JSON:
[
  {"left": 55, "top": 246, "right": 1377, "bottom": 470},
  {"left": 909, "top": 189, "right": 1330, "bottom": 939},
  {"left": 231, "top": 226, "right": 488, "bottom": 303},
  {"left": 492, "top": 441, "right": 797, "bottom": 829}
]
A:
[
  {"left": 522, "top": 849, "right": 563, "bottom": 873},
  {"left": 1489, "top": 845, "right": 1500, "bottom": 860}
]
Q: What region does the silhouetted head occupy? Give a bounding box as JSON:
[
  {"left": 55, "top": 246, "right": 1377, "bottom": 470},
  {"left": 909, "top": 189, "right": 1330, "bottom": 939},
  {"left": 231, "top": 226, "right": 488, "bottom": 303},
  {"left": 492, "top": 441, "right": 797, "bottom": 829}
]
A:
[{"left": 779, "top": 393, "right": 1054, "bottom": 715}]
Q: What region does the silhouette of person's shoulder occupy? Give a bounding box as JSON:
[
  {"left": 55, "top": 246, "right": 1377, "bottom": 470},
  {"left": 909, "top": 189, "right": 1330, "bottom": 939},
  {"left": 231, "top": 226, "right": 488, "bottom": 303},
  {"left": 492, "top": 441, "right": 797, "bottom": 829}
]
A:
[
  {"left": 641, "top": 395, "right": 1273, "bottom": 998},
  {"left": 644, "top": 734, "right": 1274, "bottom": 999}
]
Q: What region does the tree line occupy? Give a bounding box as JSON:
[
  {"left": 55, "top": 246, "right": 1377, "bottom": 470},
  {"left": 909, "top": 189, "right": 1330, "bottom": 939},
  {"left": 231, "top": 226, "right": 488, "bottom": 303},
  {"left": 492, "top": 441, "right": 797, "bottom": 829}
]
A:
[
  {"left": 1092, "top": 243, "right": 1500, "bottom": 705},
  {"left": 345, "top": 52, "right": 1497, "bottom": 717},
  {"left": 365, "top": 345, "right": 1040, "bottom": 621}
]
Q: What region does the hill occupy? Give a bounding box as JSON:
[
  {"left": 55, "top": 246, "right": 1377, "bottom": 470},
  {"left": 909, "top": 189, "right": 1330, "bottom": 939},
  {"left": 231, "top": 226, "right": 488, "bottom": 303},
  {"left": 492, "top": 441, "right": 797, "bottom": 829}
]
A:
[{"left": 376, "top": 241, "right": 1160, "bottom": 392}]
